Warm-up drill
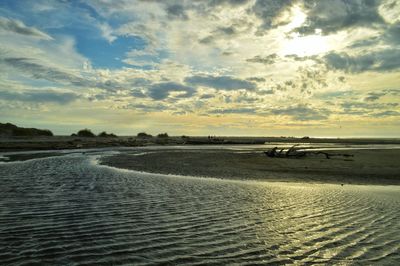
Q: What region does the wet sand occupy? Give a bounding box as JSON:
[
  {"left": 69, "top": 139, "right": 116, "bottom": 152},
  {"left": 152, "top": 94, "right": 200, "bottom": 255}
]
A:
[
  {"left": 101, "top": 148, "right": 400, "bottom": 185},
  {"left": 2, "top": 154, "right": 399, "bottom": 264}
]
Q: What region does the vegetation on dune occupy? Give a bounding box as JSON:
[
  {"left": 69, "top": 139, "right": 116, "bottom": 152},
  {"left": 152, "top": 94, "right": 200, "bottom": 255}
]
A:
[
  {"left": 0, "top": 122, "right": 53, "bottom": 137},
  {"left": 137, "top": 132, "right": 153, "bottom": 138},
  {"left": 98, "top": 131, "right": 117, "bottom": 138},
  {"left": 76, "top": 129, "right": 96, "bottom": 138},
  {"left": 157, "top": 133, "right": 169, "bottom": 138}
]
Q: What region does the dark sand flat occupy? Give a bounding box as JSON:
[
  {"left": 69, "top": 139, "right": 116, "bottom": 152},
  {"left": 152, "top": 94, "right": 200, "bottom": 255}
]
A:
[{"left": 101, "top": 148, "right": 400, "bottom": 185}]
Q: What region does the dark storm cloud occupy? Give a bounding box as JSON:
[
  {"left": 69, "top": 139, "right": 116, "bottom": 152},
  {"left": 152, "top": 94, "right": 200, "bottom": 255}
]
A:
[
  {"left": 185, "top": 75, "right": 256, "bottom": 90},
  {"left": 296, "top": 0, "right": 384, "bottom": 35},
  {"left": 0, "top": 90, "right": 78, "bottom": 104},
  {"left": 324, "top": 49, "right": 400, "bottom": 73},
  {"left": 270, "top": 105, "right": 330, "bottom": 121},
  {"left": 0, "top": 17, "right": 52, "bottom": 39},
  {"left": 148, "top": 82, "right": 196, "bottom": 100},
  {"left": 246, "top": 54, "right": 278, "bottom": 64}
]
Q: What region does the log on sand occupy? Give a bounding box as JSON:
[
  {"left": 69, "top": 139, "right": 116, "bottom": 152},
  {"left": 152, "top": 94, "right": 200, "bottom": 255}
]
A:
[{"left": 264, "top": 145, "right": 354, "bottom": 159}]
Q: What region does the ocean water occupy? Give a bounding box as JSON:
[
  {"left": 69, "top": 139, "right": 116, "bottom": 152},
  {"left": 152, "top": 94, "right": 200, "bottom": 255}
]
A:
[{"left": 0, "top": 152, "right": 399, "bottom": 265}]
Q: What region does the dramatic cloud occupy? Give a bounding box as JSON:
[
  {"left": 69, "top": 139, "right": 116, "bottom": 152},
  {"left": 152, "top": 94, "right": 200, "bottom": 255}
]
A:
[
  {"left": 297, "top": 0, "right": 384, "bottom": 35},
  {"left": 247, "top": 77, "right": 266, "bottom": 82},
  {"left": 124, "top": 103, "right": 168, "bottom": 112},
  {"left": 341, "top": 101, "right": 398, "bottom": 113},
  {"left": 0, "top": 56, "right": 128, "bottom": 91},
  {"left": 0, "top": 0, "right": 399, "bottom": 136},
  {"left": 270, "top": 105, "right": 330, "bottom": 121},
  {"left": 364, "top": 92, "right": 386, "bottom": 101},
  {"left": 185, "top": 75, "right": 256, "bottom": 90},
  {"left": 0, "top": 90, "right": 79, "bottom": 104},
  {"left": 384, "top": 24, "right": 400, "bottom": 45},
  {"left": 246, "top": 54, "right": 278, "bottom": 64},
  {"left": 165, "top": 4, "right": 188, "bottom": 20},
  {"left": 209, "top": 107, "right": 257, "bottom": 115},
  {"left": 324, "top": 49, "right": 400, "bottom": 73},
  {"left": 0, "top": 57, "right": 89, "bottom": 86},
  {"left": 251, "top": 0, "right": 292, "bottom": 33},
  {"left": 372, "top": 110, "right": 400, "bottom": 117},
  {"left": 0, "top": 17, "right": 52, "bottom": 40},
  {"left": 148, "top": 82, "right": 196, "bottom": 100}
]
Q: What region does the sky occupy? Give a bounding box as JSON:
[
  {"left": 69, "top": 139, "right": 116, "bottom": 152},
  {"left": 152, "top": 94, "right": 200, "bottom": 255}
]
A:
[{"left": 0, "top": 0, "right": 399, "bottom": 137}]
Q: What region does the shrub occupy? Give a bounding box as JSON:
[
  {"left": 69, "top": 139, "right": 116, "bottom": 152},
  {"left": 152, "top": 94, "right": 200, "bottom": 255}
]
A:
[
  {"left": 76, "top": 129, "right": 95, "bottom": 137},
  {"left": 137, "top": 132, "right": 152, "bottom": 138},
  {"left": 98, "top": 131, "right": 117, "bottom": 138},
  {"left": 157, "top": 133, "right": 169, "bottom": 138}
]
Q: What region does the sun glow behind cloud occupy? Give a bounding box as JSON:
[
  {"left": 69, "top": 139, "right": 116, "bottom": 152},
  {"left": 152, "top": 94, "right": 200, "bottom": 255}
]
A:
[
  {"left": 281, "top": 33, "right": 330, "bottom": 56},
  {"left": 280, "top": 6, "right": 329, "bottom": 56}
]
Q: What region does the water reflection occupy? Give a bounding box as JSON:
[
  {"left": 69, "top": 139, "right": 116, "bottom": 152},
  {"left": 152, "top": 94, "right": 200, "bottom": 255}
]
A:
[{"left": 0, "top": 154, "right": 399, "bottom": 265}]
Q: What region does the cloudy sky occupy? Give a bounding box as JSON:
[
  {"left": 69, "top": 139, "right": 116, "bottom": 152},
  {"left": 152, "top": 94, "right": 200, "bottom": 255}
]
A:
[{"left": 0, "top": 0, "right": 399, "bottom": 137}]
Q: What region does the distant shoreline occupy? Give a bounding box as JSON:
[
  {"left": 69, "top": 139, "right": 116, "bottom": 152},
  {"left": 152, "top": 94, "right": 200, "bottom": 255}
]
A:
[{"left": 2, "top": 136, "right": 400, "bottom": 152}]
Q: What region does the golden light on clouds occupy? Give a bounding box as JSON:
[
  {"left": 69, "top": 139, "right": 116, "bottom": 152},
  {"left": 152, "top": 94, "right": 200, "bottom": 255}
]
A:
[{"left": 0, "top": 0, "right": 399, "bottom": 137}]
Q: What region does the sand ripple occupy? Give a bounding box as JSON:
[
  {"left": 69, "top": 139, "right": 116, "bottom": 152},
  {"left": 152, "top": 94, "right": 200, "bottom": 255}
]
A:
[{"left": 0, "top": 154, "right": 399, "bottom": 265}]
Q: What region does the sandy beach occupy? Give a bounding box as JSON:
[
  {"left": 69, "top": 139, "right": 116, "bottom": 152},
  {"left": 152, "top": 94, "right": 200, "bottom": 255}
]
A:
[{"left": 101, "top": 148, "right": 400, "bottom": 185}]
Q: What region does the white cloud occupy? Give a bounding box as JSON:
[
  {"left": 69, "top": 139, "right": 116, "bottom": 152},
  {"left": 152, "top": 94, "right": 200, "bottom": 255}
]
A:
[{"left": 0, "top": 17, "right": 52, "bottom": 40}]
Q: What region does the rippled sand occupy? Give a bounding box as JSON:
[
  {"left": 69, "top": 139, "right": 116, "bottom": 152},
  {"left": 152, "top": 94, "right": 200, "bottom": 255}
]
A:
[{"left": 0, "top": 152, "right": 399, "bottom": 265}]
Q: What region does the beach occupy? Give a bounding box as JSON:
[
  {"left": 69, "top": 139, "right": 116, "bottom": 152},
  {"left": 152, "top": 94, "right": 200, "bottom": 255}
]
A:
[
  {"left": 1, "top": 145, "right": 399, "bottom": 264},
  {"left": 101, "top": 147, "right": 400, "bottom": 185},
  {"left": 1, "top": 136, "right": 399, "bottom": 185}
]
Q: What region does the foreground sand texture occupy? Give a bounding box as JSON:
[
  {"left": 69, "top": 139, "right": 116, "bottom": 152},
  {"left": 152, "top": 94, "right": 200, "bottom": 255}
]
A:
[
  {"left": 101, "top": 149, "right": 400, "bottom": 185},
  {"left": 1, "top": 153, "right": 399, "bottom": 265}
]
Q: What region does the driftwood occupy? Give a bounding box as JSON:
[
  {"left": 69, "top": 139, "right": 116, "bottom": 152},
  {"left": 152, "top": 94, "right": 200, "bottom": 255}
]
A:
[{"left": 264, "top": 145, "right": 354, "bottom": 159}]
